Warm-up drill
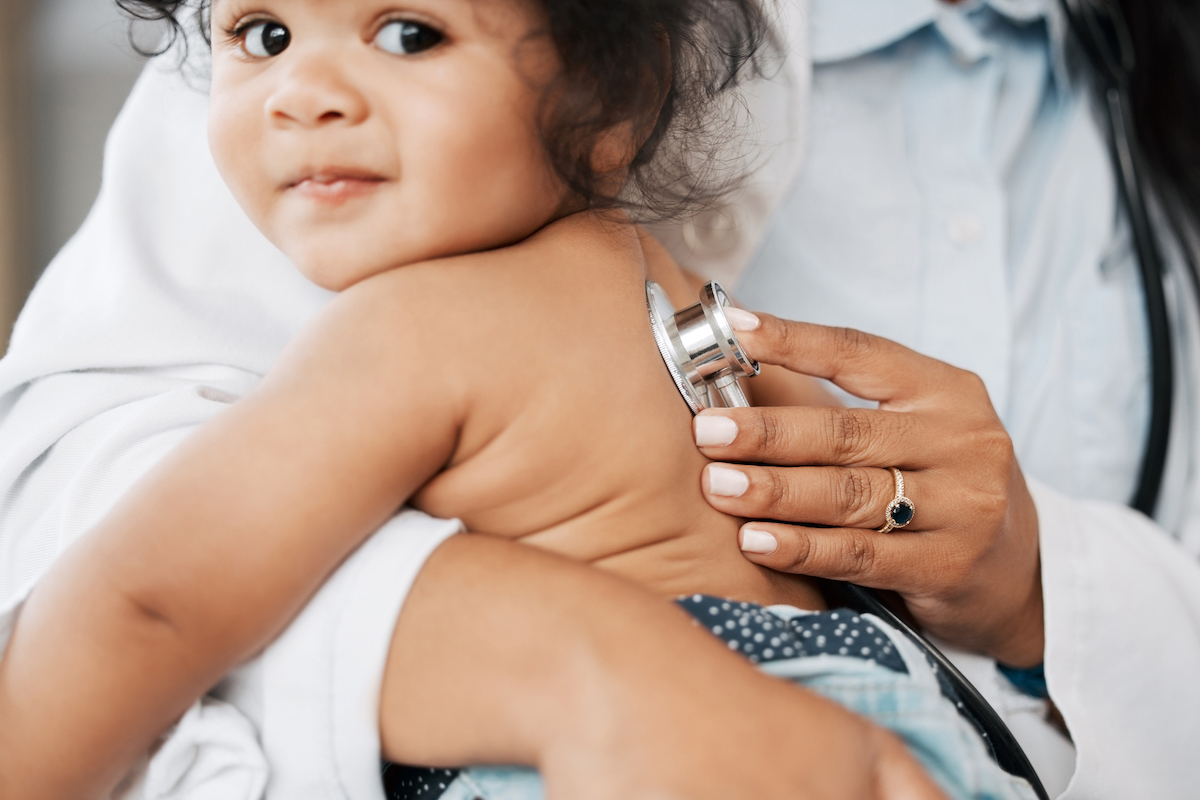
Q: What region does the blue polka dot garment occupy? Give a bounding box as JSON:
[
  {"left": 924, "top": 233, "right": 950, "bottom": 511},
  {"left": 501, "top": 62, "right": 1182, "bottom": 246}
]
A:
[
  {"left": 382, "top": 765, "right": 460, "bottom": 800},
  {"left": 677, "top": 594, "right": 908, "bottom": 671},
  {"left": 382, "top": 595, "right": 908, "bottom": 800}
]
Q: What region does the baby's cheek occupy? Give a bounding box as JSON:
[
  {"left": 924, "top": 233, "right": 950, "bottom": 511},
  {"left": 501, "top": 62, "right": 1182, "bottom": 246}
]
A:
[{"left": 208, "top": 95, "right": 270, "bottom": 208}]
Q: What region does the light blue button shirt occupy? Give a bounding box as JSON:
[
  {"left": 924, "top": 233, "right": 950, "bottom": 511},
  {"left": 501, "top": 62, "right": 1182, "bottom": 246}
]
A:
[{"left": 738, "top": 0, "right": 1149, "bottom": 503}]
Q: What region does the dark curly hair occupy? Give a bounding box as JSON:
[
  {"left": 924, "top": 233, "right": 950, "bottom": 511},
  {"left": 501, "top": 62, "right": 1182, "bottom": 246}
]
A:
[{"left": 115, "top": 0, "right": 776, "bottom": 221}]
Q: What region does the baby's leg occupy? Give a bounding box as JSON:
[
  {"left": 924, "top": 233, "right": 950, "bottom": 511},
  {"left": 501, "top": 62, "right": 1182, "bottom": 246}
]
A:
[{"left": 383, "top": 597, "right": 1037, "bottom": 800}]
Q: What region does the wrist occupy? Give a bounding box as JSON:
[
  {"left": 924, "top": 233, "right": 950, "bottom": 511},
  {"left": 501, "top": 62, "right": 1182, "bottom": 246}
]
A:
[{"left": 986, "top": 572, "right": 1045, "bottom": 668}]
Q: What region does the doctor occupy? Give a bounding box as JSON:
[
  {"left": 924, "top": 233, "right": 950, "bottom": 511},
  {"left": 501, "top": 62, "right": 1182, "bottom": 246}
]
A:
[{"left": 671, "top": 0, "right": 1200, "bottom": 796}]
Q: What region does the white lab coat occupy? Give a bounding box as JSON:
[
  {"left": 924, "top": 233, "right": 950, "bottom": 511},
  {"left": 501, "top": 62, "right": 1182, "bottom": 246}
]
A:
[{"left": 0, "top": 3, "right": 1197, "bottom": 798}]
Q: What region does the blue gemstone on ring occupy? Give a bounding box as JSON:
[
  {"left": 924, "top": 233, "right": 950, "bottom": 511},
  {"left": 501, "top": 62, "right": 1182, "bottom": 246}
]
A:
[{"left": 889, "top": 500, "right": 914, "bottom": 527}]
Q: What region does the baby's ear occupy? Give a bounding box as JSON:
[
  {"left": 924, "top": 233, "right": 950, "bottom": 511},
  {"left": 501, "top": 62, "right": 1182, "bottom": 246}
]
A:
[
  {"left": 590, "top": 121, "right": 640, "bottom": 175},
  {"left": 592, "top": 27, "right": 672, "bottom": 175}
]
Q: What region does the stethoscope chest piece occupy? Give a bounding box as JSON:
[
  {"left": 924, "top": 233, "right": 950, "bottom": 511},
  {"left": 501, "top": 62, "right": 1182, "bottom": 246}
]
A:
[{"left": 646, "top": 280, "right": 760, "bottom": 413}]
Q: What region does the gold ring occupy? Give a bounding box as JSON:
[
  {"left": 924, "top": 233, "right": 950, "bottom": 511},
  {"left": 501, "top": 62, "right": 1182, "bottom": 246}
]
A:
[{"left": 878, "top": 467, "right": 915, "bottom": 533}]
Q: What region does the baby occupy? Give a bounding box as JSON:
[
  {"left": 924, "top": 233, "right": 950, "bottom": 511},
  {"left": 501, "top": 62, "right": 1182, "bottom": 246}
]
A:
[{"left": 0, "top": 0, "right": 1035, "bottom": 798}]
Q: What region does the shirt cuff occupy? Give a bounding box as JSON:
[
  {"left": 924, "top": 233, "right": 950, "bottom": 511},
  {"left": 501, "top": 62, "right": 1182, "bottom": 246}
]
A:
[
  {"left": 996, "top": 663, "right": 1049, "bottom": 699},
  {"left": 258, "top": 509, "right": 462, "bottom": 800}
]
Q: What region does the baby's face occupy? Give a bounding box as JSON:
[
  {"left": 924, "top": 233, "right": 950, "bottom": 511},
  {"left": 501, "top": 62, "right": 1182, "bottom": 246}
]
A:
[{"left": 209, "top": 0, "right": 564, "bottom": 290}]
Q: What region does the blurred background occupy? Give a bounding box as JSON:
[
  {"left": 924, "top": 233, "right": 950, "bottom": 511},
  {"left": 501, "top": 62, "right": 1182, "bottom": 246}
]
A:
[{"left": 0, "top": 0, "right": 148, "bottom": 353}]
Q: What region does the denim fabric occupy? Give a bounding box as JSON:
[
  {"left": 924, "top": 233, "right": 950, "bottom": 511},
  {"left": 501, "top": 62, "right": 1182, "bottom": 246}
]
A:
[{"left": 421, "top": 604, "right": 1037, "bottom": 800}]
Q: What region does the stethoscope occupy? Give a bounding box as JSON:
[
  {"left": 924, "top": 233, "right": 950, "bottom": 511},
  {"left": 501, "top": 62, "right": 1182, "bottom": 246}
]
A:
[{"left": 647, "top": 4, "right": 1193, "bottom": 795}]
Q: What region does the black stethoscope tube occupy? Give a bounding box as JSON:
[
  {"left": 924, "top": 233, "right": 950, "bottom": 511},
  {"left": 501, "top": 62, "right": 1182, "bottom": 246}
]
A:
[
  {"left": 1058, "top": 0, "right": 1174, "bottom": 517},
  {"left": 833, "top": 584, "right": 1051, "bottom": 799},
  {"left": 1109, "top": 85, "right": 1174, "bottom": 517}
]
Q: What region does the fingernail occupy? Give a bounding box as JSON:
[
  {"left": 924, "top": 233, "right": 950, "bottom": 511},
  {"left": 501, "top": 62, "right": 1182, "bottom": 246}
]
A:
[
  {"left": 694, "top": 415, "right": 738, "bottom": 447},
  {"left": 740, "top": 527, "right": 778, "bottom": 555},
  {"left": 724, "top": 307, "right": 760, "bottom": 332},
  {"left": 705, "top": 465, "right": 749, "bottom": 497}
]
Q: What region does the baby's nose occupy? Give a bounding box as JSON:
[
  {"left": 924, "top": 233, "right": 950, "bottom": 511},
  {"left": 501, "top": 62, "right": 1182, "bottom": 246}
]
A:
[{"left": 265, "top": 54, "right": 369, "bottom": 128}]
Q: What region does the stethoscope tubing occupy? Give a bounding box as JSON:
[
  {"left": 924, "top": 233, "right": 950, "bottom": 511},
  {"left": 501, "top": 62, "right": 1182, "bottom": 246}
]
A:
[
  {"left": 1058, "top": 0, "right": 1175, "bottom": 517},
  {"left": 834, "top": 584, "right": 1052, "bottom": 800}
]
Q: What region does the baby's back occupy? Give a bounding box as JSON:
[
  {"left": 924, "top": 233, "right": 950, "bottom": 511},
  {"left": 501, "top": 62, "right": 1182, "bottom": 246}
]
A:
[{"left": 395, "top": 213, "right": 823, "bottom": 609}]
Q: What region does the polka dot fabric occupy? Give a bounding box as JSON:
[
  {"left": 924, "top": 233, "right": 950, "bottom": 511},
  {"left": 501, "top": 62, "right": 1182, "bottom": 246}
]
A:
[
  {"left": 383, "top": 765, "right": 460, "bottom": 800},
  {"left": 382, "top": 595, "right": 907, "bottom": 800},
  {"left": 676, "top": 595, "right": 908, "bottom": 673}
]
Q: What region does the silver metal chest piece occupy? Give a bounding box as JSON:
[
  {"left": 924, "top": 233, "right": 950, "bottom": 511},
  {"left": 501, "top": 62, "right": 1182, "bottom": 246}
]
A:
[{"left": 646, "top": 280, "right": 759, "bottom": 414}]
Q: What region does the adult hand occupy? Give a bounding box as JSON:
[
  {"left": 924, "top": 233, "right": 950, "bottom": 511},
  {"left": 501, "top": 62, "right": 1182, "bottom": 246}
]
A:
[
  {"left": 695, "top": 312, "right": 1043, "bottom": 667},
  {"left": 541, "top": 671, "right": 947, "bottom": 800}
]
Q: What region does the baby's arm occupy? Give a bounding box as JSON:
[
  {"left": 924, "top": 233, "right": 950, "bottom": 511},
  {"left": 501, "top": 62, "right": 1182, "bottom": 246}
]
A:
[{"left": 0, "top": 271, "right": 464, "bottom": 799}]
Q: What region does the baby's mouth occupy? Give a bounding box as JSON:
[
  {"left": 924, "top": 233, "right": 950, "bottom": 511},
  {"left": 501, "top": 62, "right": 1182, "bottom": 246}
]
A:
[{"left": 288, "top": 171, "right": 387, "bottom": 203}]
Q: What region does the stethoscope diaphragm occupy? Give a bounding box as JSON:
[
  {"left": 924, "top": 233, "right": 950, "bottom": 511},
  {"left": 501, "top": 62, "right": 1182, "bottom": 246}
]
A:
[{"left": 646, "top": 280, "right": 759, "bottom": 413}]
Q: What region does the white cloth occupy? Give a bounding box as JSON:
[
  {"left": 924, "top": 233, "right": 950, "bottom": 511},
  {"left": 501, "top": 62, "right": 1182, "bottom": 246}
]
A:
[
  {"left": 0, "top": 56, "right": 460, "bottom": 800},
  {"left": 143, "top": 699, "right": 268, "bottom": 800}
]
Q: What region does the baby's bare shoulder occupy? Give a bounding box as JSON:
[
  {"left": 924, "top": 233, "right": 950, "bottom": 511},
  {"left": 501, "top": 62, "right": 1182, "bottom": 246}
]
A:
[
  {"left": 330, "top": 212, "right": 643, "bottom": 344},
  {"left": 278, "top": 212, "right": 646, "bottom": 426}
]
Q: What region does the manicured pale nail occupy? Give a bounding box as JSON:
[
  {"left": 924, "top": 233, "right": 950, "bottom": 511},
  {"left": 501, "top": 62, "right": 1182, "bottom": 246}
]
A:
[
  {"left": 694, "top": 415, "right": 738, "bottom": 447},
  {"left": 740, "top": 527, "right": 778, "bottom": 555},
  {"left": 706, "top": 465, "right": 749, "bottom": 497},
  {"left": 724, "top": 307, "right": 760, "bottom": 331}
]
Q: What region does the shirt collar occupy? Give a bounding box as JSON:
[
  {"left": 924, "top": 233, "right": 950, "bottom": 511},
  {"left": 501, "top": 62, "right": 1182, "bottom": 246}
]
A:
[
  {"left": 809, "top": 0, "right": 940, "bottom": 64},
  {"left": 810, "top": 0, "right": 1066, "bottom": 82}
]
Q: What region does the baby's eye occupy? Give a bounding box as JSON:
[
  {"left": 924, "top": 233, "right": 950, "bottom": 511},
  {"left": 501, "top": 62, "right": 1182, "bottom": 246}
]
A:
[
  {"left": 374, "top": 20, "right": 444, "bottom": 55},
  {"left": 241, "top": 20, "right": 291, "bottom": 58}
]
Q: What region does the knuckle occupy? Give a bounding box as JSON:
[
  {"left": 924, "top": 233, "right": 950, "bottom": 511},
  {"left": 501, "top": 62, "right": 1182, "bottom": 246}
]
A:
[
  {"left": 835, "top": 468, "right": 874, "bottom": 521},
  {"left": 833, "top": 326, "right": 873, "bottom": 362},
  {"left": 960, "top": 369, "right": 988, "bottom": 393},
  {"left": 788, "top": 530, "right": 815, "bottom": 570},
  {"left": 756, "top": 410, "right": 781, "bottom": 455},
  {"left": 777, "top": 317, "right": 804, "bottom": 357},
  {"left": 893, "top": 411, "right": 920, "bottom": 440},
  {"left": 974, "top": 425, "right": 1016, "bottom": 470},
  {"left": 839, "top": 531, "right": 877, "bottom": 578},
  {"left": 941, "top": 550, "right": 978, "bottom": 589},
  {"left": 829, "top": 408, "right": 874, "bottom": 462},
  {"left": 764, "top": 468, "right": 797, "bottom": 511},
  {"left": 971, "top": 458, "right": 1012, "bottom": 516},
  {"left": 973, "top": 478, "right": 1010, "bottom": 520},
  {"left": 756, "top": 409, "right": 796, "bottom": 459}
]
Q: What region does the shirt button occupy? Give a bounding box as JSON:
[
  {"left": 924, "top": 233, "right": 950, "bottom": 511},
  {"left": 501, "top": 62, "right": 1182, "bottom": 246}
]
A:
[{"left": 946, "top": 212, "right": 984, "bottom": 248}]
